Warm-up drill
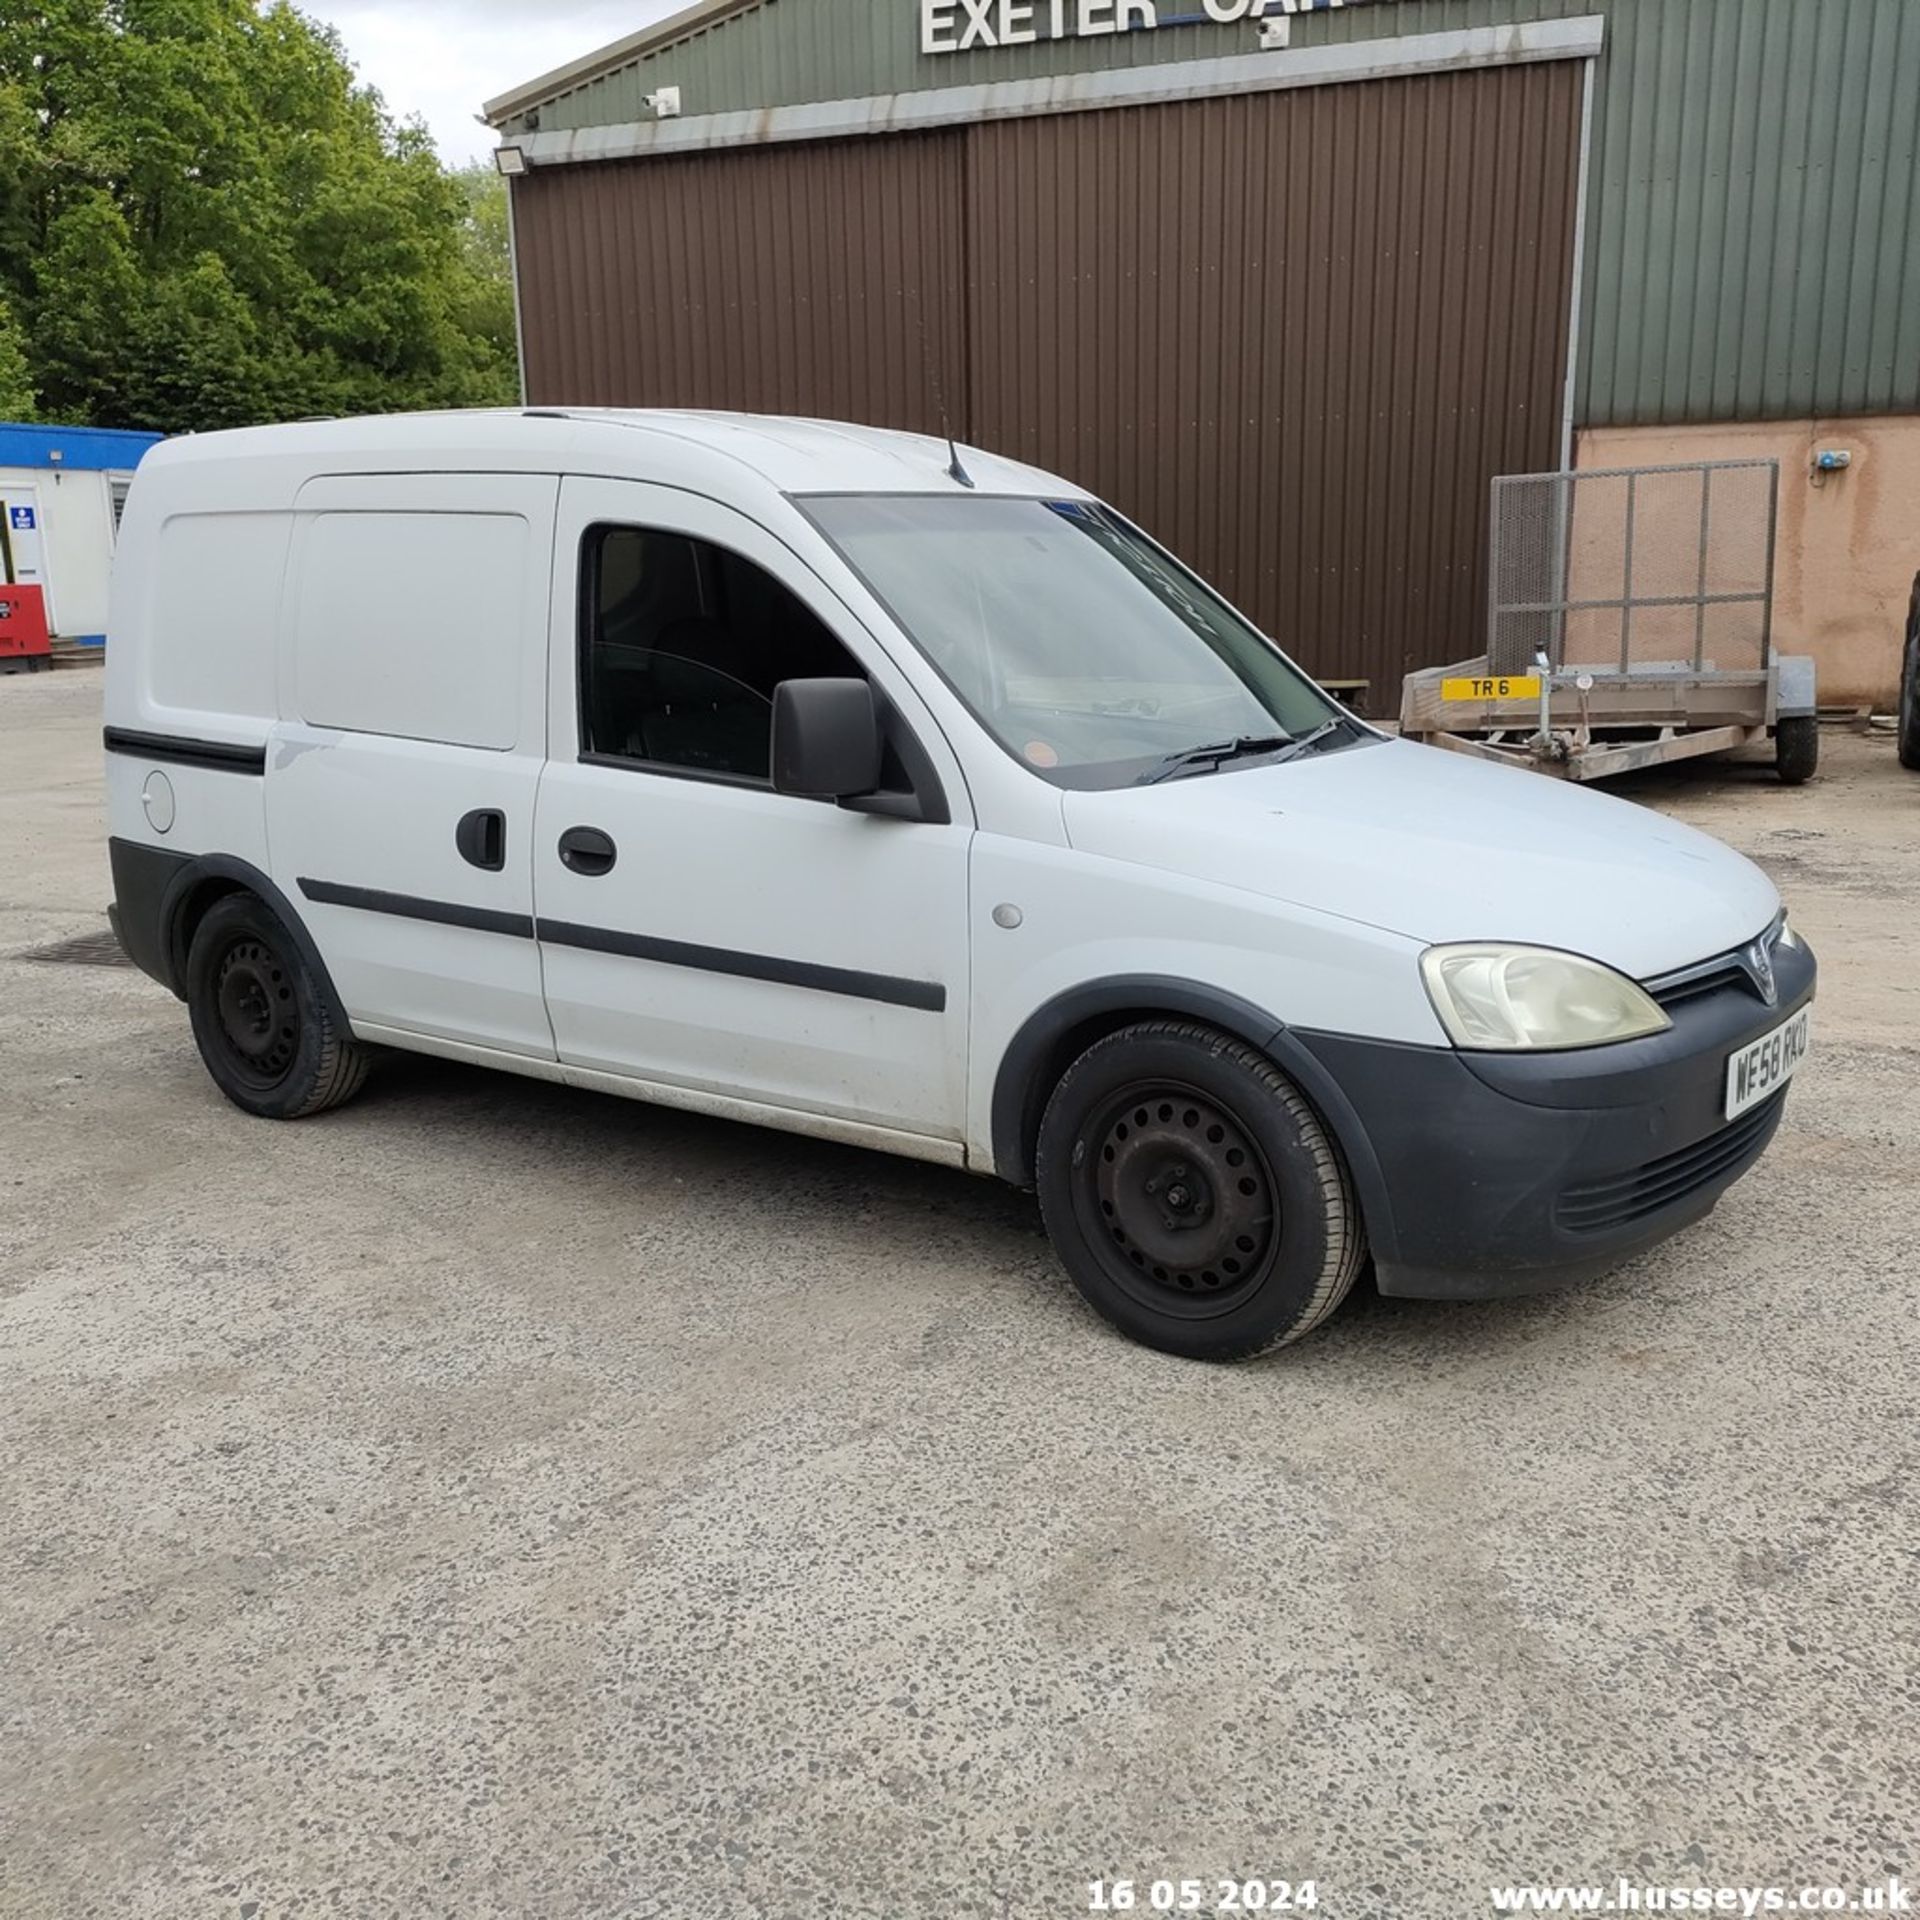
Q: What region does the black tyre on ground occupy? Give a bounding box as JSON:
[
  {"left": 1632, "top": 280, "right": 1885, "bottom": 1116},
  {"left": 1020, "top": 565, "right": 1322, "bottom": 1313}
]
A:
[
  {"left": 185, "top": 892, "right": 370, "bottom": 1120},
  {"left": 1774, "top": 714, "right": 1820, "bottom": 786},
  {"left": 1035, "top": 1021, "right": 1366, "bottom": 1361},
  {"left": 1898, "top": 572, "right": 1920, "bottom": 772}
]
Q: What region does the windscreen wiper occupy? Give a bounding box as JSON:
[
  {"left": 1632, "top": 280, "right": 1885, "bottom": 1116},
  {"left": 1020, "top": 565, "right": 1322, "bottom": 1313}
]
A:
[
  {"left": 1137, "top": 733, "right": 1294, "bottom": 785},
  {"left": 1247, "top": 717, "right": 1355, "bottom": 767}
]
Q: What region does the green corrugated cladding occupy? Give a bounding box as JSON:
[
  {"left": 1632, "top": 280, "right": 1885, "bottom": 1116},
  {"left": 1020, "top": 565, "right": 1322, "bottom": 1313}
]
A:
[{"left": 499, "top": 0, "right": 1920, "bottom": 426}]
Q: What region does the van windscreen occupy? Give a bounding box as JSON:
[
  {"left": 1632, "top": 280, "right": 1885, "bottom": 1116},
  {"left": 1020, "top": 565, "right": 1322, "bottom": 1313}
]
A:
[{"left": 800, "top": 495, "right": 1344, "bottom": 790}]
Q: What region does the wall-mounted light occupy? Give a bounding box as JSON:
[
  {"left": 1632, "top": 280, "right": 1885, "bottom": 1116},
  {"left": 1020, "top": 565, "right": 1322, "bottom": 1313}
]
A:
[
  {"left": 644, "top": 86, "right": 682, "bottom": 119},
  {"left": 494, "top": 145, "right": 529, "bottom": 177},
  {"left": 1809, "top": 447, "right": 1853, "bottom": 491}
]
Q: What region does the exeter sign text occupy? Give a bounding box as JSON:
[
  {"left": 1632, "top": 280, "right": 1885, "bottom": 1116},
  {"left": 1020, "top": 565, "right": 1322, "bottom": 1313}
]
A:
[{"left": 921, "top": 0, "right": 1307, "bottom": 55}]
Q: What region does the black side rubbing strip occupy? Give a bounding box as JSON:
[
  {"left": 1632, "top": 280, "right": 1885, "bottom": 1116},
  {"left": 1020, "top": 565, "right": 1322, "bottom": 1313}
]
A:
[
  {"left": 298, "top": 879, "right": 535, "bottom": 942},
  {"left": 537, "top": 919, "right": 946, "bottom": 1012},
  {"left": 294, "top": 882, "right": 946, "bottom": 1013},
  {"left": 104, "top": 727, "right": 268, "bottom": 776}
]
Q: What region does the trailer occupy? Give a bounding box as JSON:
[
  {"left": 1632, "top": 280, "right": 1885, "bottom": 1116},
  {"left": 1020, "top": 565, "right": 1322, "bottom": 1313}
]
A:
[{"left": 1402, "top": 459, "right": 1819, "bottom": 784}]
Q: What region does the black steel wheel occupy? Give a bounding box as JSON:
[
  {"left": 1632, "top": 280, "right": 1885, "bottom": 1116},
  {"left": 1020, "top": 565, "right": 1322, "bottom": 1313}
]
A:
[
  {"left": 1083, "top": 1083, "right": 1279, "bottom": 1316},
  {"left": 1036, "top": 1021, "right": 1366, "bottom": 1361},
  {"left": 185, "top": 893, "right": 370, "bottom": 1120},
  {"left": 210, "top": 935, "right": 301, "bottom": 1088}
]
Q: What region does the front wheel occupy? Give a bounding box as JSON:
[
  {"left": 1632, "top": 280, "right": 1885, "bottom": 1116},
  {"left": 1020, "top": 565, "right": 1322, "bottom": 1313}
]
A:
[
  {"left": 1035, "top": 1021, "right": 1366, "bottom": 1361},
  {"left": 185, "top": 893, "right": 370, "bottom": 1120}
]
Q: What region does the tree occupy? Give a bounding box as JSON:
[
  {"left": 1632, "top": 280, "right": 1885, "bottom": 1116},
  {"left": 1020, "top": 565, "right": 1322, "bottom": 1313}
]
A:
[
  {"left": 451, "top": 161, "right": 518, "bottom": 388},
  {"left": 0, "top": 0, "right": 519, "bottom": 432},
  {"left": 0, "top": 293, "right": 34, "bottom": 418}
]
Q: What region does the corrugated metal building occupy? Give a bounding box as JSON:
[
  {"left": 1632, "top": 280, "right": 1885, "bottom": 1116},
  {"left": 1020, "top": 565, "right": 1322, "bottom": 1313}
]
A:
[{"left": 487, "top": 0, "right": 1920, "bottom": 704}]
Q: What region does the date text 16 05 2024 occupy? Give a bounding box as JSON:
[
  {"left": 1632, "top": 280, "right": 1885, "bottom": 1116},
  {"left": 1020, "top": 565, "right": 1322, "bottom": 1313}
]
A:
[{"left": 1089, "top": 1880, "right": 1319, "bottom": 1913}]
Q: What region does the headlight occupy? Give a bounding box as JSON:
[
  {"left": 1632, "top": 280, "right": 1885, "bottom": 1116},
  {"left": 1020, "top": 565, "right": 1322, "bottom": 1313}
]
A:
[{"left": 1420, "top": 944, "right": 1672, "bottom": 1051}]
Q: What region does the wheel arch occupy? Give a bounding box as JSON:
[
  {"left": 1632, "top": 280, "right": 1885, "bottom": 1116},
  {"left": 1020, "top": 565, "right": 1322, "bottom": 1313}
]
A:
[
  {"left": 159, "top": 854, "right": 353, "bottom": 1034},
  {"left": 988, "top": 975, "right": 1401, "bottom": 1262}
]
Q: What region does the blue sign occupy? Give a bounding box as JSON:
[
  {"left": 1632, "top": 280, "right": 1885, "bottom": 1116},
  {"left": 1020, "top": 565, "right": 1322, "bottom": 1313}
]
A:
[{"left": 8, "top": 506, "right": 34, "bottom": 531}]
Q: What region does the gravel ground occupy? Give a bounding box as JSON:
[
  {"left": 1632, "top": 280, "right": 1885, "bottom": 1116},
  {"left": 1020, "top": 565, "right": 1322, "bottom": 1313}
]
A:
[{"left": 2, "top": 671, "right": 1915, "bottom": 1920}]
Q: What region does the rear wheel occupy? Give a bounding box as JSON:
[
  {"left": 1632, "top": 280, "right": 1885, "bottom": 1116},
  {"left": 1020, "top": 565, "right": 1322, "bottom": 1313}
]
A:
[
  {"left": 185, "top": 893, "right": 369, "bottom": 1119},
  {"left": 1898, "top": 574, "right": 1920, "bottom": 772},
  {"left": 1775, "top": 714, "right": 1819, "bottom": 786},
  {"left": 1035, "top": 1021, "right": 1365, "bottom": 1361}
]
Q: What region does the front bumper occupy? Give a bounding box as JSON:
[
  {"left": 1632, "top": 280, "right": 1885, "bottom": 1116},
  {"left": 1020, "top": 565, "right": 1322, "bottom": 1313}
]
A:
[{"left": 1289, "top": 940, "right": 1815, "bottom": 1299}]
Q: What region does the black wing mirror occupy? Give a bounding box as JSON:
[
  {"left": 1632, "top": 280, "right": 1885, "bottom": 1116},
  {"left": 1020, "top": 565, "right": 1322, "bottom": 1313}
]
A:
[{"left": 771, "top": 678, "right": 883, "bottom": 800}]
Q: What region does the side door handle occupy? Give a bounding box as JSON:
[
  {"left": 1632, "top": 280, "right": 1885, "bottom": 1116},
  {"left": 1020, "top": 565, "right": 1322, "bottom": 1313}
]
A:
[
  {"left": 455, "top": 808, "right": 507, "bottom": 872},
  {"left": 558, "top": 826, "right": 617, "bottom": 877}
]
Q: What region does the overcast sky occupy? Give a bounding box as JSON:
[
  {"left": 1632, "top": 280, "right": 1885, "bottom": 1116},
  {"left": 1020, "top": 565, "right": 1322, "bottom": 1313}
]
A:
[{"left": 321, "top": 1, "right": 685, "bottom": 165}]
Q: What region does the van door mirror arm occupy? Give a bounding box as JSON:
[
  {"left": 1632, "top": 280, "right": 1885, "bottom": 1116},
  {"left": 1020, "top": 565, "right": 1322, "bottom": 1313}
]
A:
[
  {"left": 771, "top": 679, "right": 952, "bottom": 827},
  {"left": 839, "top": 788, "right": 927, "bottom": 823},
  {"left": 855, "top": 691, "right": 951, "bottom": 826}
]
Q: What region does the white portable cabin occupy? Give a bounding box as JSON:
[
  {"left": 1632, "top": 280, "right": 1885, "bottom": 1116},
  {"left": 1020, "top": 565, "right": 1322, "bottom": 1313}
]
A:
[{"left": 0, "top": 423, "right": 165, "bottom": 650}]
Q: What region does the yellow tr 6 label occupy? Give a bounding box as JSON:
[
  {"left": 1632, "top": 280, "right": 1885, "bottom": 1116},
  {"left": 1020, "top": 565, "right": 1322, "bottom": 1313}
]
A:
[{"left": 1440, "top": 674, "right": 1542, "bottom": 702}]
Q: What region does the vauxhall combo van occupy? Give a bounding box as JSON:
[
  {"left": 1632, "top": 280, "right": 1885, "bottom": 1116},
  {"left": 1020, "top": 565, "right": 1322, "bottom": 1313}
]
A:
[{"left": 105, "top": 411, "right": 1815, "bottom": 1360}]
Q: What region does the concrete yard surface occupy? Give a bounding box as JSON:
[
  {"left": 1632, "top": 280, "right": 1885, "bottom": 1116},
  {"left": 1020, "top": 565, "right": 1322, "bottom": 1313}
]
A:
[{"left": 1, "top": 672, "right": 1915, "bottom": 1920}]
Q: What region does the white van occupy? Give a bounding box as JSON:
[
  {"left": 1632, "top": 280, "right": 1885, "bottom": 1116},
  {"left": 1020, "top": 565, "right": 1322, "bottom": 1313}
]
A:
[{"left": 105, "top": 412, "right": 1815, "bottom": 1360}]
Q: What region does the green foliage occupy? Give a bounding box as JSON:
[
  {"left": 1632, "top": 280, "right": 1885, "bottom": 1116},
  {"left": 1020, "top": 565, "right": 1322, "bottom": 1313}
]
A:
[
  {"left": 451, "top": 161, "right": 517, "bottom": 376},
  {"left": 0, "top": 0, "right": 519, "bottom": 432},
  {"left": 0, "top": 293, "right": 35, "bottom": 418},
  {"left": 0, "top": 303, "right": 33, "bottom": 420}
]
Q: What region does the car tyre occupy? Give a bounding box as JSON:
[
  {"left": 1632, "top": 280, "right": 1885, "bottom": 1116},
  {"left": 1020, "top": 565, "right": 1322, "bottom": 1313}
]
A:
[
  {"left": 1035, "top": 1021, "right": 1366, "bottom": 1361},
  {"left": 1774, "top": 714, "right": 1819, "bottom": 786},
  {"left": 185, "top": 893, "right": 370, "bottom": 1120},
  {"left": 1898, "top": 573, "right": 1920, "bottom": 772}
]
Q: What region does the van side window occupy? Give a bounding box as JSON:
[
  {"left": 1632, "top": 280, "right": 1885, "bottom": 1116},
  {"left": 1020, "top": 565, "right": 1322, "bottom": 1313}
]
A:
[{"left": 581, "top": 526, "right": 864, "bottom": 782}]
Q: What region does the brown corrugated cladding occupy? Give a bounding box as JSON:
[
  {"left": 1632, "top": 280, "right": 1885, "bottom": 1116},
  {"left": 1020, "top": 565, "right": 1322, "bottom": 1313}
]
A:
[
  {"left": 514, "top": 61, "right": 1583, "bottom": 688},
  {"left": 966, "top": 61, "right": 1584, "bottom": 687},
  {"left": 514, "top": 133, "right": 968, "bottom": 435}
]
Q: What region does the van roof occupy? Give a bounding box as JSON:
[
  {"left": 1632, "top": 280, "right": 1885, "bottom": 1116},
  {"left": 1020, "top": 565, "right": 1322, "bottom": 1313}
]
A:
[{"left": 139, "top": 408, "right": 1089, "bottom": 503}]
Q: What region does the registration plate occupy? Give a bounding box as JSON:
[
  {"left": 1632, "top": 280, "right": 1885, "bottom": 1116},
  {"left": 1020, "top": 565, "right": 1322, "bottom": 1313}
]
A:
[
  {"left": 1724, "top": 1005, "right": 1811, "bottom": 1120},
  {"left": 1440, "top": 674, "right": 1541, "bottom": 703}
]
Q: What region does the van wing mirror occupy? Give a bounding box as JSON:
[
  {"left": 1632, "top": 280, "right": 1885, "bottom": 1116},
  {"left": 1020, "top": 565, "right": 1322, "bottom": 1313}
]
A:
[{"left": 771, "top": 678, "right": 884, "bottom": 801}]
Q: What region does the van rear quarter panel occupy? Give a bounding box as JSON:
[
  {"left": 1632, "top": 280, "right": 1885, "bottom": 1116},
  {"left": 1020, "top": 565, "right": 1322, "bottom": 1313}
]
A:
[
  {"left": 105, "top": 453, "right": 292, "bottom": 874},
  {"left": 104, "top": 756, "right": 273, "bottom": 883},
  {"left": 107, "top": 445, "right": 310, "bottom": 735},
  {"left": 141, "top": 513, "right": 287, "bottom": 726}
]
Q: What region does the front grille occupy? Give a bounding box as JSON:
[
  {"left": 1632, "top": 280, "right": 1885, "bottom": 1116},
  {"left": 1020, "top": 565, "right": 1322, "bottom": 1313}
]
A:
[
  {"left": 1650, "top": 961, "right": 1750, "bottom": 1010},
  {"left": 1555, "top": 1093, "right": 1786, "bottom": 1234},
  {"left": 1645, "top": 917, "right": 1787, "bottom": 1011}
]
